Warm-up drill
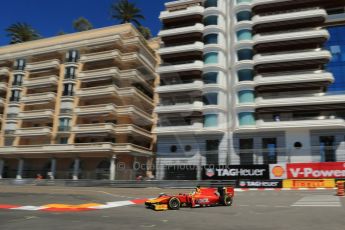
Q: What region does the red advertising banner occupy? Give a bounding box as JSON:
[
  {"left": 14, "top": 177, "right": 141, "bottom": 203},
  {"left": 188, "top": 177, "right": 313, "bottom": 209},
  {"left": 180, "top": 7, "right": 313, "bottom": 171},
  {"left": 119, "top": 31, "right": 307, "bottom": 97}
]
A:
[{"left": 286, "top": 162, "right": 345, "bottom": 179}]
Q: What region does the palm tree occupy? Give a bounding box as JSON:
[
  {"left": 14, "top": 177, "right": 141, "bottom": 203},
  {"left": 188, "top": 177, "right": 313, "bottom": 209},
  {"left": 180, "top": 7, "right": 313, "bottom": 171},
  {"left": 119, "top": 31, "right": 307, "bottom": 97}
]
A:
[
  {"left": 6, "top": 22, "right": 41, "bottom": 44},
  {"left": 73, "top": 17, "right": 93, "bottom": 32},
  {"left": 110, "top": 0, "right": 145, "bottom": 27},
  {"left": 137, "top": 26, "right": 152, "bottom": 40}
]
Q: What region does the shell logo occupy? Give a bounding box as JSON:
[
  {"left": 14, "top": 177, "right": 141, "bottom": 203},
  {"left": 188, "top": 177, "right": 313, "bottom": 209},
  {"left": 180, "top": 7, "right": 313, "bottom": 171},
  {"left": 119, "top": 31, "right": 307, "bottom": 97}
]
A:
[{"left": 272, "top": 166, "right": 285, "bottom": 177}]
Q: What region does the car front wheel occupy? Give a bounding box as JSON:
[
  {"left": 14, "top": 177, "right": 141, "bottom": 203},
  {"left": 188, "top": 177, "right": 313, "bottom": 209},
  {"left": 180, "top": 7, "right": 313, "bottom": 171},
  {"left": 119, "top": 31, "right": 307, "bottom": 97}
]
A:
[{"left": 168, "top": 197, "right": 180, "bottom": 210}]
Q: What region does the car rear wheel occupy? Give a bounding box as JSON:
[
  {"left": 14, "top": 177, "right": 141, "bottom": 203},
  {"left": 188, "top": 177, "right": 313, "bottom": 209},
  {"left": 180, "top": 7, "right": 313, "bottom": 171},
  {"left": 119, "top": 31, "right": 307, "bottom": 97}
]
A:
[
  {"left": 223, "top": 196, "right": 233, "bottom": 206},
  {"left": 168, "top": 197, "right": 180, "bottom": 210}
]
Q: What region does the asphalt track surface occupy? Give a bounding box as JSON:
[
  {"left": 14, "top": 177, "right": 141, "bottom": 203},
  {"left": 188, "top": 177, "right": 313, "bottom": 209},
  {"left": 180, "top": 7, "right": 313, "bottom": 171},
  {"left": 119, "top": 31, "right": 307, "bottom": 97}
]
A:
[{"left": 0, "top": 185, "right": 345, "bottom": 230}]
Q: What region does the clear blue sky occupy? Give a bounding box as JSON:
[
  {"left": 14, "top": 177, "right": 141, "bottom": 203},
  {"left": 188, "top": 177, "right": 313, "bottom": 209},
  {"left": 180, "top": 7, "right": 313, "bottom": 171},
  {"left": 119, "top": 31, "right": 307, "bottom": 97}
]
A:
[{"left": 0, "top": 0, "right": 170, "bottom": 46}]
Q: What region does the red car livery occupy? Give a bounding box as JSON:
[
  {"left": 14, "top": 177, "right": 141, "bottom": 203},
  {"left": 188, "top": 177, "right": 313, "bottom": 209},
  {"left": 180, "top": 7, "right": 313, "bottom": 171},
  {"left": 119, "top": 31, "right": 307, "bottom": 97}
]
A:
[{"left": 145, "top": 187, "right": 235, "bottom": 211}]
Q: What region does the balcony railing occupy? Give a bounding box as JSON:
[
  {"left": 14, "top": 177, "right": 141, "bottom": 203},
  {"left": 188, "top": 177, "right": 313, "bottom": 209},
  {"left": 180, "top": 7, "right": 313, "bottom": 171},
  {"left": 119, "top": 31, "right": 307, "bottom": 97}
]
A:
[
  {"left": 14, "top": 127, "right": 52, "bottom": 136},
  {"left": 26, "top": 59, "right": 60, "bottom": 71}
]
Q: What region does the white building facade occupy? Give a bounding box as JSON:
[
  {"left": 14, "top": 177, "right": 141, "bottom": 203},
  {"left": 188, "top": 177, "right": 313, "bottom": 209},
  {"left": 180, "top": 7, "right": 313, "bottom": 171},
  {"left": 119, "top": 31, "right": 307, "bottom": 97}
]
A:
[{"left": 155, "top": 0, "right": 345, "bottom": 180}]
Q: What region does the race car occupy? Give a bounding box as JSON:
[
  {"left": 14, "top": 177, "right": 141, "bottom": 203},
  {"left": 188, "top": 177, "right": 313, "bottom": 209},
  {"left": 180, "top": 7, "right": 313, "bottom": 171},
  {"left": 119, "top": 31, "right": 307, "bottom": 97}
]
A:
[{"left": 145, "top": 186, "right": 234, "bottom": 211}]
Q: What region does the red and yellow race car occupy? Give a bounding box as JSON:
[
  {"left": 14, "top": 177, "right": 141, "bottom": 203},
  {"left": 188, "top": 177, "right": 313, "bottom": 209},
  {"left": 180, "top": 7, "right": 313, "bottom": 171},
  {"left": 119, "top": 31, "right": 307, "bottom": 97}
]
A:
[{"left": 145, "top": 186, "right": 235, "bottom": 211}]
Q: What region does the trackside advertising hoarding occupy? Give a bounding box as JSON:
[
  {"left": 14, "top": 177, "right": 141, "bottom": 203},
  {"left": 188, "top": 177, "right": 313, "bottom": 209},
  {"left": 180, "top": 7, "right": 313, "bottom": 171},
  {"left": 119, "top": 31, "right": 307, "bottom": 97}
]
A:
[
  {"left": 269, "top": 162, "right": 345, "bottom": 179},
  {"left": 203, "top": 165, "right": 269, "bottom": 180}
]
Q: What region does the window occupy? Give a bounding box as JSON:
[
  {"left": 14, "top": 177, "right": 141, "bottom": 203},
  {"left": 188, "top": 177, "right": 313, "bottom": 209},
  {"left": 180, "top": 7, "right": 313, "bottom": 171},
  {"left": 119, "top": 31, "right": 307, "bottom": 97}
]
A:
[
  {"left": 238, "top": 90, "right": 255, "bottom": 103},
  {"left": 12, "top": 74, "right": 23, "bottom": 86},
  {"left": 239, "top": 139, "right": 254, "bottom": 165},
  {"left": 203, "top": 114, "right": 218, "bottom": 127},
  {"left": 203, "top": 34, "right": 218, "bottom": 45},
  {"left": 238, "top": 112, "right": 255, "bottom": 126},
  {"left": 236, "top": 11, "right": 252, "bottom": 21},
  {"left": 14, "top": 59, "right": 25, "bottom": 70},
  {"left": 236, "top": 29, "right": 252, "bottom": 41},
  {"left": 10, "top": 90, "right": 21, "bottom": 102},
  {"left": 170, "top": 145, "right": 177, "bottom": 153},
  {"left": 204, "top": 0, "right": 217, "bottom": 8},
  {"left": 238, "top": 69, "right": 254, "bottom": 81},
  {"left": 185, "top": 145, "right": 192, "bottom": 152},
  {"left": 236, "top": 0, "right": 252, "bottom": 4},
  {"left": 204, "top": 16, "right": 218, "bottom": 26},
  {"left": 262, "top": 138, "right": 277, "bottom": 164},
  {"left": 59, "top": 118, "right": 71, "bottom": 131},
  {"left": 203, "top": 72, "right": 218, "bottom": 84},
  {"left": 237, "top": 49, "right": 253, "bottom": 61},
  {"left": 66, "top": 50, "right": 79, "bottom": 62},
  {"left": 294, "top": 142, "right": 302, "bottom": 149},
  {"left": 325, "top": 26, "right": 345, "bottom": 91},
  {"left": 204, "top": 52, "right": 219, "bottom": 64},
  {"left": 203, "top": 93, "right": 218, "bottom": 105},
  {"left": 59, "top": 137, "right": 69, "bottom": 144},
  {"left": 63, "top": 83, "right": 74, "bottom": 96},
  {"left": 65, "top": 67, "right": 76, "bottom": 79},
  {"left": 319, "top": 136, "right": 335, "bottom": 162},
  {"left": 206, "top": 140, "right": 219, "bottom": 165}
]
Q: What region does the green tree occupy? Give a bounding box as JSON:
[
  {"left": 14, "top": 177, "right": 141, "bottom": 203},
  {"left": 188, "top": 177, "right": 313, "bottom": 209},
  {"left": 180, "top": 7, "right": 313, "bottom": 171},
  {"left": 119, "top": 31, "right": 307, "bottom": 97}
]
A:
[
  {"left": 6, "top": 22, "right": 41, "bottom": 44},
  {"left": 73, "top": 17, "right": 93, "bottom": 32},
  {"left": 111, "top": 0, "right": 145, "bottom": 27},
  {"left": 137, "top": 26, "right": 152, "bottom": 40}
]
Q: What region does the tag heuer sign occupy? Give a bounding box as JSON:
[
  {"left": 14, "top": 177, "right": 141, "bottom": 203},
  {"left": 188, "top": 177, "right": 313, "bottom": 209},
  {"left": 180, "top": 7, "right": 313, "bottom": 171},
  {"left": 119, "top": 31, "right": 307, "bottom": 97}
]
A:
[{"left": 202, "top": 165, "right": 270, "bottom": 180}]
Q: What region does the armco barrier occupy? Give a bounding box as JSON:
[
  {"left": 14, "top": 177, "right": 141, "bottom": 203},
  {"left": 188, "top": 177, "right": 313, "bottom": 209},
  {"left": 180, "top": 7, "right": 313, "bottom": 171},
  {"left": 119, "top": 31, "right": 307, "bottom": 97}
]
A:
[{"left": 0, "top": 179, "right": 236, "bottom": 188}]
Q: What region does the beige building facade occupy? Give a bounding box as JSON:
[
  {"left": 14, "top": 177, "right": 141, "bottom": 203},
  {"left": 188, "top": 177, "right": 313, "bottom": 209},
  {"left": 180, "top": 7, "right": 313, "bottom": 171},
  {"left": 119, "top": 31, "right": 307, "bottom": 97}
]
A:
[{"left": 0, "top": 24, "right": 159, "bottom": 180}]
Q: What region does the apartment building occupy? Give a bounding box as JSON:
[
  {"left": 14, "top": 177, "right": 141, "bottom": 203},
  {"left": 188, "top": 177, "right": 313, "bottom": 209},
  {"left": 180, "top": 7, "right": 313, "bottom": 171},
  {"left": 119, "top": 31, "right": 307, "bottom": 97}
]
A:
[
  {"left": 155, "top": 0, "right": 345, "bottom": 180},
  {"left": 0, "top": 24, "right": 159, "bottom": 180}
]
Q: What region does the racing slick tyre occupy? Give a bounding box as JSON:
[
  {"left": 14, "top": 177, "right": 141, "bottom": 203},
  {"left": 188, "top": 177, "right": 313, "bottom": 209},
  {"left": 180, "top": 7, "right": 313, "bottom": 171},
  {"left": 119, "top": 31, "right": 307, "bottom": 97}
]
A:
[
  {"left": 222, "top": 195, "right": 233, "bottom": 206},
  {"left": 168, "top": 197, "right": 181, "bottom": 210}
]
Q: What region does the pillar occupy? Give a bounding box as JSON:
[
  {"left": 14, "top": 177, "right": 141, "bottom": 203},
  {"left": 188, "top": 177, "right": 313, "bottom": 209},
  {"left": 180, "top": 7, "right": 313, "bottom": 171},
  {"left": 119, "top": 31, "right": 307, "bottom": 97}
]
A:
[
  {"left": 72, "top": 158, "right": 80, "bottom": 180},
  {"left": 0, "top": 159, "right": 4, "bottom": 179},
  {"left": 50, "top": 158, "right": 57, "bottom": 180},
  {"left": 109, "top": 155, "right": 116, "bottom": 181},
  {"left": 16, "top": 158, "right": 24, "bottom": 180}
]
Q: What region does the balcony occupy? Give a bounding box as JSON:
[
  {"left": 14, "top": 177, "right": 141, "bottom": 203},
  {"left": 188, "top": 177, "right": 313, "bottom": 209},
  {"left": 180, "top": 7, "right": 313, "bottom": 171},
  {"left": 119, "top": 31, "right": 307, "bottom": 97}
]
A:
[
  {"left": 255, "top": 93, "right": 345, "bottom": 108},
  {"left": 159, "top": 42, "right": 204, "bottom": 56},
  {"left": 255, "top": 118, "right": 345, "bottom": 131},
  {"left": 14, "top": 127, "right": 52, "bottom": 136},
  {"left": 21, "top": 92, "right": 56, "bottom": 104},
  {"left": 23, "top": 75, "right": 58, "bottom": 88},
  {"left": 156, "top": 80, "right": 203, "bottom": 93},
  {"left": 80, "top": 50, "right": 136, "bottom": 63},
  {"left": 154, "top": 122, "right": 203, "bottom": 134},
  {"left": 254, "top": 71, "right": 334, "bottom": 88},
  {"left": 79, "top": 67, "right": 120, "bottom": 82},
  {"left": 158, "top": 60, "right": 203, "bottom": 74},
  {"left": 253, "top": 29, "right": 329, "bottom": 47},
  {"left": 72, "top": 124, "right": 152, "bottom": 139},
  {"left": 0, "top": 82, "right": 8, "bottom": 91},
  {"left": 72, "top": 123, "right": 117, "bottom": 133},
  {"left": 155, "top": 101, "right": 203, "bottom": 113},
  {"left": 75, "top": 104, "right": 152, "bottom": 123},
  {"left": 0, "top": 143, "right": 152, "bottom": 155},
  {"left": 254, "top": 49, "right": 331, "bottom": 66},
  {"left": 79, "top": 67, "right": 150, "bottom": 85},
  {"left": 160, "top": 6, "right": 204, "bottom": 20},
  {"left": 0, "top": 98, "right": 4, "bottom": 107},
  {"left": 0, "top": 67, "right": 10, "bottom": 76},
  {"left": 26, "top": 59, "right": 60, "bottom": 71},
  {"left": 158, "top": 23, "right": 204, "bottom": 37},
  {"left": 252, "top": 9, "right": 327, "bottom": 30},
  {"left": 18, "top": 109, "right": 54, "bottom": 120}
]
